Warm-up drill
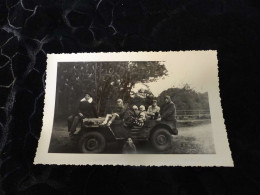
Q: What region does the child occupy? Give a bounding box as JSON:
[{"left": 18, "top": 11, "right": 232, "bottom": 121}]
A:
[
  {"left": 122, "top": 138, "right": 136, "bottom": 154},
  {"left": 139, "top": 105, "right": 147, "bottom": 121},
  {"left": 132, "top": 105, "right": 146, "bottom": 127}
]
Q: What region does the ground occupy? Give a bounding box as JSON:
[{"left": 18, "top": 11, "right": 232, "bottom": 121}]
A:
[{"left": 48, "top": 120, "right": 215, "bottom": 154}]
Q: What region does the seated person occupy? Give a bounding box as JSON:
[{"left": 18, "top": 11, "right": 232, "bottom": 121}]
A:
[
  {"left": 132, "top": 105, "right": 139, "bottom": 116},
  {"left": 101, "top": 99, "right": 125, "bottom": 126},
  {"left": 147, "top": 99, "right": 161, "bottom": 120},
  {"left": 68, "top": 93, "right": 97, "bottom": 136},
  {"left": 132, "top": 105, "right": 146, "bottom": 128},
  {"left": 160, "top": 95, "right": 177, "bottom": 129},
  {"left": 124, "top": 105, "right": 139, "bottom": 128},
  {"left": 139, "top": 105, "right": 147, "bottom": 122}
]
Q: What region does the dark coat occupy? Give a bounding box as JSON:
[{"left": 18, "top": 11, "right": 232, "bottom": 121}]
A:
[
  {"left": 78, "top": 100, "right": 98, "bottom": 118},
  {"left": 112, "top": 104, "right": 126, "bottom": 119},
  {"left": 122, "top": 141, "right": 136, "bottom": 154},
  {"left": 160, "top": 101, "right": 176, "bottom": 121}
]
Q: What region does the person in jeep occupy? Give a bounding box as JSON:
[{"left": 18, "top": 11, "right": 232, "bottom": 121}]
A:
[
  {"left": 147, "top": 99, "right": 161, "bottom": 120},
  {"left": 160, "top": 95, "right": 177, "bottom": 129},
  {"left": 101, "top": 99, "right": 126, "bottom": 126},
  {"left": 131, "top": 105, "right": 146, "bottom": 128},
  {"left": 67, "top": 93, "right": 98, "bottom": 136},
  {"left": 76, "top": 96, "right": 178, "bottom": 153}
]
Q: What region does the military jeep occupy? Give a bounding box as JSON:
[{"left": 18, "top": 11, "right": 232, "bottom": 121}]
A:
[{"left": 73, "top": 117, "right": 178, "bottom": 153}]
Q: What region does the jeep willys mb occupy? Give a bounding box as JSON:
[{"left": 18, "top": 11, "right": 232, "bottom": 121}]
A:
[{"left": 73, "top": 117, "right": 178, "bottom": 153}]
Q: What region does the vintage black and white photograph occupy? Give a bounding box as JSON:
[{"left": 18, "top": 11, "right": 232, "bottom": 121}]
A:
[
  {"left": 50, "top": 61, "right": 214, "bottom": 154},
  {"left": 34, "top": 51, "right": 233, "bottom": 166}
]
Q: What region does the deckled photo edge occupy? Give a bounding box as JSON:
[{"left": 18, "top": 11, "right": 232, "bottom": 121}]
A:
[{"left": 34, "top": 51, "right": 233, "bottom": 167}]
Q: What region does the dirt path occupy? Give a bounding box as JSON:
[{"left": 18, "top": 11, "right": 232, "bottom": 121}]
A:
[
  {"left": 170, "top": 123, "right": 215, "bottom": 154},
  {"left": 48, "top": 122, "right": 215, "bottom": 154}
]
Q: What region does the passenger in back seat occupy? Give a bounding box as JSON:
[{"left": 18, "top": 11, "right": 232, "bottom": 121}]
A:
[
  {"left": 147, "top": 99, "right": 161, "bottom": 120},
  {"left": 139, "top": 105, "right": 147, "bottom": 122},
  {"left": 132, "top": 105, "right": 146, "bottom": 128}
]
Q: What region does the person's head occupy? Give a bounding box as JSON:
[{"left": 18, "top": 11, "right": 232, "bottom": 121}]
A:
[
  {"left": 152, "top": 99, "right": 157, "bottom": 106},
  {"left": 139, "top": 105, "right": 145, "bottom": 111},
  {"left": 127, "top": 138, "right": 133, "bottom": 143},
  {"left": 84, "top": 93, "right": 92, "bottom": 100},
  {"left": 164, "top": 95, "right": 171, "bottom": 104},
  {"left": 132, "top": 105, "right": 138, "bottom": 113},
  {"left": 116, "top": 99, "right": 123, "bottom": 106}
]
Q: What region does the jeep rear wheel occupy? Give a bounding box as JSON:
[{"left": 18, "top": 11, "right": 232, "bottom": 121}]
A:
[
  {"left": 79, "top": 132, "right": 106, "bottom": 153},
  {"left": 151, "top": 128, "right": 173, "bottom": 151}
]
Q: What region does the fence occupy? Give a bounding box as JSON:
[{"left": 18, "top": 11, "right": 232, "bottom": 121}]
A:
[{"left": 176, "top": 110, "right": 211, "bottom": 120}]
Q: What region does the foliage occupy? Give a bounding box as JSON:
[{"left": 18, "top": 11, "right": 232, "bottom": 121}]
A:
[
  {"left": 129, "top": 88, "right": 154, "bottom": 109},
  {"left": 55, "top": 61, "right": 167, "bottom": 116},
  {"left": 157, "top": 84, "right": 210, "bottom": 111}
]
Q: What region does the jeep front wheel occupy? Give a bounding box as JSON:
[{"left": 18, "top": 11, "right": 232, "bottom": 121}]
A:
[
  {"left": 151, "top": 128, "right": 173, "bottom": 151},
  {"left": 79, "top": 132, "right": 106, "bottom": 153}
]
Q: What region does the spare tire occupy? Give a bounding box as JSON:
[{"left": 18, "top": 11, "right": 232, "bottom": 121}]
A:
[
  {"left": 79, "top": 131, "right": 106, "bottom": 153},
  {"left": 150, "top": 128, "right": 173, "bottom": 152}
]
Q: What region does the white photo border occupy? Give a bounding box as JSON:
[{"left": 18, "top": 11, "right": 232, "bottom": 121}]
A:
[{"left": 34, "top": 51, "right": 233, "bottom": 166}]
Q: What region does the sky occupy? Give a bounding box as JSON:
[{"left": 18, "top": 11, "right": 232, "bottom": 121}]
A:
[{"left": 132, "top": 51, "right": 218, "bottom": 96}]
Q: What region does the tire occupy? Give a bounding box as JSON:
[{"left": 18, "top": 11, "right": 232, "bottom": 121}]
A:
[
  {"left": 79, "top": 131, "right": 106, "bottom": 153},
  {"left": 150, "top": 128, "right": 173, "bottom": 151}
]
